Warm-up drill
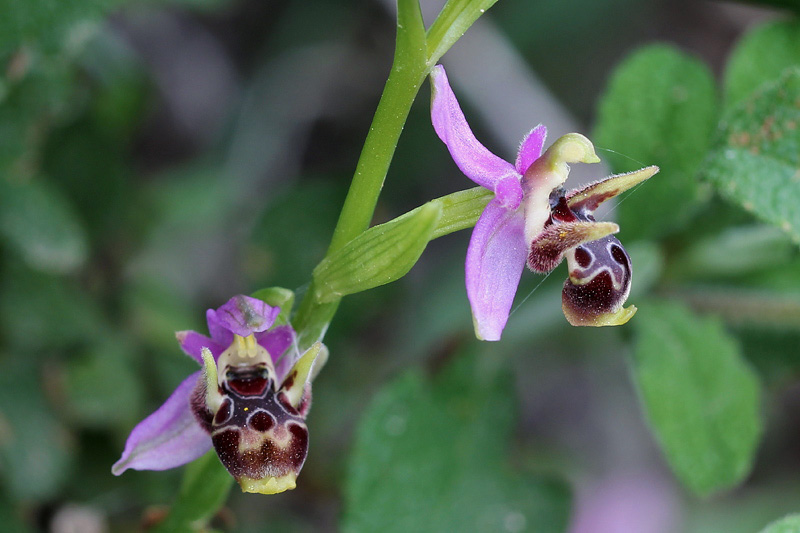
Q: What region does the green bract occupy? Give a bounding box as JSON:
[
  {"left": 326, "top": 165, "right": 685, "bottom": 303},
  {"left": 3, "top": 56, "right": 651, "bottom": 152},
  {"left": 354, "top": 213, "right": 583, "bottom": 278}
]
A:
[{"left": 313, "top": 201, "right": 442, "bottom": 303}]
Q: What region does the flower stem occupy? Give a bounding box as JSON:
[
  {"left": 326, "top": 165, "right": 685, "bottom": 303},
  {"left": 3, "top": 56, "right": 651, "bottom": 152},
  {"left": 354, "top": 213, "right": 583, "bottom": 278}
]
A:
[
  {"left": 293, "top": 0, "right": 500, "bottom": 348},
  {"left": 293, "top": 0, "right": 428, "bottom": 347}
]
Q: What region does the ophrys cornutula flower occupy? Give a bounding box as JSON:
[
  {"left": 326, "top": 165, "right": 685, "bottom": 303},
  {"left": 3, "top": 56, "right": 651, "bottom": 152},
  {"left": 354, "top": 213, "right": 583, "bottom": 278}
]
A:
[
  {"left": 430, "top": 64, "right": 658, "bottom": 340},
  {"left": 113, "top": 295, "right": 326, "bottom": 494}
]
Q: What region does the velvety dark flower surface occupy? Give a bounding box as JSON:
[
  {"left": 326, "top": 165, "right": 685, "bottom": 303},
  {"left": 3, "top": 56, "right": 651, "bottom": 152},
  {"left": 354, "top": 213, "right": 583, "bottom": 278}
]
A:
[
  {"left": 430, "top": 65, "right": 657, "bottom": 339},
  {"left": 113, "top": 295, "right": 325, "bottom": 494}
]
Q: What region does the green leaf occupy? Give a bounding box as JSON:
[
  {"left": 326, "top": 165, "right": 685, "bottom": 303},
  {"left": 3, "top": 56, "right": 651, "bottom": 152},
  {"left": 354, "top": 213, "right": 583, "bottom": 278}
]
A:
[
  {"left": 594, "top": 45, "right": 718, "bottom": 239},
  {"left": 63, "top": 341, "right": 143, "bottom": 428},
  {"left": 0, "top": 262, "right": 103, "bottom": 352},
  {"left": 725, "top": 20, "right": 800, "bottom": 109},
  {"left": 671, "top": 225, "right": 796, "bottom": 280},
  {"left": 0, "top": 178, "right": 88, "bottom": 273},
  {"left": 704, "top": 68, "right": 800, "bottom": 243},
  {"left": 430, "top": 186, "right": 492, "bottom": 240},
  {"left": 630, "top": 300, "right": 762, "bottom": 496},
  {"left": 0, "top": 358, "right": 73, "bottom": 501},
  {"left": 0, "top": 0, "right": 120, "bottom": 56},
  {"left": 342, "top": 351, "right": 570, "bottom": 533},
  {"left": 313, "top": 201, "right": 442, "bottom": 303},
  {"left": 152, "top": 451, "right": 234, "bottom": 533},
  {"left": 761, "top": 514, "right": 800, "bottom": 533}
]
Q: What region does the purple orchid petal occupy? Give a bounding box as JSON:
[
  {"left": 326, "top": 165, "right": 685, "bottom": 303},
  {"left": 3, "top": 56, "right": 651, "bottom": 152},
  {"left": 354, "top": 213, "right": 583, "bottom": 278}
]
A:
[
  {"left": 112, "top": 371, "right": 212, "bottom": 475},
  {"left": 465, "top": 199, "right": 527, "bottom": 341},
  {"left": 206, "top": 295, "right": 281, "bottom": 341},
  {"left": 494, "top": 176, "right": 524, "bottom": 210},
  {"left": 176, "top": 330, "right": 225, "bottom": 365},
  {"left": 430, "top": 65, "right": 519, "bottom": 192},
  {"left": 206, "top": 308, "right": 234, "bottom": 348},
  {"left": 256, "top": 325, "right": 298, "bottom": 383},
  {"left": 515, "top": 125, "right": 547, "bottom": 175}
]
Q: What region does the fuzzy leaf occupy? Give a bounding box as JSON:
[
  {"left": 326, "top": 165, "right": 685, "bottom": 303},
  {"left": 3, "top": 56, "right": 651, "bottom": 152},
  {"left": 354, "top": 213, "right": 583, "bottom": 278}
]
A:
[
  {"left": 0, "top": 179, "right": 88, "bottom": 273},
  {"left": 313, "top": 201, "right": 442, "bottom": 302},
  {"left": 342, "top": 350, "right": 570, "bottom": 532},
  {"left": 725, "top": 20, "right": 800, "bottom": 109},
  {"left": 760, "top": 514, "right": 800, "bottom": 533},
  {"left": 0, "top": 359, "right": 73, "bottom": 500},
  {"left": 631, "top": 301, "right": 762, "bottom": 496},
  {"left": 704, "top": 68, "right": 800, "bottom": 243},
  {"left": 594, "top": 45, "right": 717, "bottom": 239}
]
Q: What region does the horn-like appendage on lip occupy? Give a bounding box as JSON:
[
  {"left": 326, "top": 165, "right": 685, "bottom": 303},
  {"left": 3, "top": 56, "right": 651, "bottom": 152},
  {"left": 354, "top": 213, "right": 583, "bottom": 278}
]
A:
[
  {"left": 528, "top": 220, "right": 619, "bottom": 273},
  {"left": 561, "top": 235, "right": 636, "bottom": 326},
  {"left": 566, "top": 165, "right": 659, "bottom": 215}
]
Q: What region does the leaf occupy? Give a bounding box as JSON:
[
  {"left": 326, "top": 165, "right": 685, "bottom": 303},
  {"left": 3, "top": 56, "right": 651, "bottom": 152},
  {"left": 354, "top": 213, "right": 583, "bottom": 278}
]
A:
[
  {"left": 672, "top": 225, "right": 796, "bottom": 280},
  {"left": 724, "top": 20, "right": 800, "bottom": 109},
  {"left": 630, "top": 300, "right": 762, "bottom": 496},
  {"left": 313, "top": 201, "right": 442, "bottom": 303},
  {"left": 593, "top": 45, "right": 718, "bottom": 240},
  {"left": 760, "top": 514, "right": 800, "bottom": 533},
  {"left": 151, "top": 451, "right": 234, "bottom": 533},
  {"left": 704, "top": 68, "right": 800, "bottom": 243},
  {"left": 63, "top": 341, "right": 143, "bottom": 428},
  {"left": 0, "top": 178, "right": 88, "bottom": 273},
  {"left": 342, "top": 350, "right": 571, "bottom": 533},
  {"left": 0, "top": 358, "right": 74, "bottom": 501},
  {"left": 0, "top": 261, "right": 103, "bottom": 352}
]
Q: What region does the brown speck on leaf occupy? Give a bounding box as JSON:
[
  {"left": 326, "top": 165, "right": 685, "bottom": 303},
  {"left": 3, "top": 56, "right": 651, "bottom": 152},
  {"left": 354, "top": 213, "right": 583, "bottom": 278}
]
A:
[
  {"left": 6, "top": 48, "right": 30, "bottom": 81},
  {"left": 729, "top": 131, "right": 750, "bottom": 147}
]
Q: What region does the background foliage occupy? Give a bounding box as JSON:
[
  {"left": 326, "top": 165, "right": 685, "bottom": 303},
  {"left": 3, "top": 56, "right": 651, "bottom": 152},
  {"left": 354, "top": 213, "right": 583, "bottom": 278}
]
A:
[{"left": 1, "top": 0, "right": 799, "bottom": 532}]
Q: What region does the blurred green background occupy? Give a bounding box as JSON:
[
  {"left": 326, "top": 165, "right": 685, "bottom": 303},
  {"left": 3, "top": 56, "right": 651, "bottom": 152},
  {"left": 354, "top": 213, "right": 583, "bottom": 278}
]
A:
[{"left": 1, "top": 0, "right": 799, "bottom": 531}]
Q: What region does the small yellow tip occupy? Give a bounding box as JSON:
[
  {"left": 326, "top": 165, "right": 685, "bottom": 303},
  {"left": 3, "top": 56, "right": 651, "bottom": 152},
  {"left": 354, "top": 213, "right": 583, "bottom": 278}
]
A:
[
  {"left": 564, "top": 304, "right": 637, "bottom": 327},
  {"left": 239, "top": 473, "right": 297, "bottom": 494},
  {"left": 549, "top": 133, "right": 599, "bottom": 165}
]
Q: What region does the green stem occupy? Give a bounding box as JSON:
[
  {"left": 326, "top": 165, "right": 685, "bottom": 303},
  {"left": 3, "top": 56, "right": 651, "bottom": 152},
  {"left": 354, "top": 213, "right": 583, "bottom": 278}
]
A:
[
  {"left": 293, "top": 0, "right": 428, "bottom": 347},
  {"left": 293, "top": 0, "right": 501, "bottom": 348}
]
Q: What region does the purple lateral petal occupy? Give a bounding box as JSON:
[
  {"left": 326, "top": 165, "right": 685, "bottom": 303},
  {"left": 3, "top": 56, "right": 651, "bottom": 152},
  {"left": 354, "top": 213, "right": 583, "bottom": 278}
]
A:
[
  {"left": 430, "top": 65, "right": 519, "bottom": 191},
  {"left": 112, "top": 372, "right": 212, "bottom": 475},
  {"left": 175, "top": 330, "right": 225, "bottom": 365},
  {"left": 207, "top": 295, "right": 280, "bottom": 342},
  {"left": 206, "top": 308, "right": 234, "bottom": 348},
  {"left": 256, "top": 325, "right": 298, "bottom": 383},
  {"left": 515, "top": 125, "right": 547, "bottom": 175},
  {"left": 494, "top": 176, "right": 524, "bottom": 210},
  {"left": 465, "top": 199, "right": 527, "bottom": 341}
]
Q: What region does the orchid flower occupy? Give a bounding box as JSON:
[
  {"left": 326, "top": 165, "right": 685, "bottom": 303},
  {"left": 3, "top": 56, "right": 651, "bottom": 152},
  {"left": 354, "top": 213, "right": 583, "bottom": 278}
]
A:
[
  {"left": 430, "top": 65, "right": 658, "bottom": 340},
  {"left": 112, "top": 295, "right": 326, "bottom": 494}
]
